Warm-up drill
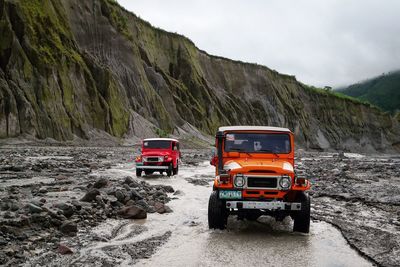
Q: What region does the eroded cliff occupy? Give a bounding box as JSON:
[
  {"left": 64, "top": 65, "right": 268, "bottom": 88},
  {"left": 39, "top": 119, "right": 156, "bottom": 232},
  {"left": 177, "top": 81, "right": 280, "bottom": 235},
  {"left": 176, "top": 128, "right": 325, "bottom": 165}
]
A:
[{"left": 0, "top": 0, "right": 399, "bottom": 151}]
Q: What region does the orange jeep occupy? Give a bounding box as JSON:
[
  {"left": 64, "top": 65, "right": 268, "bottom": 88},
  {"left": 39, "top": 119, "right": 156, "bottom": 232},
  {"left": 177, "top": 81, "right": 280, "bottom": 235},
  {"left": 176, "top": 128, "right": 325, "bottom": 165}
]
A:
[{"left": 208, "top": 126, "right": 311, "bottom": 233}]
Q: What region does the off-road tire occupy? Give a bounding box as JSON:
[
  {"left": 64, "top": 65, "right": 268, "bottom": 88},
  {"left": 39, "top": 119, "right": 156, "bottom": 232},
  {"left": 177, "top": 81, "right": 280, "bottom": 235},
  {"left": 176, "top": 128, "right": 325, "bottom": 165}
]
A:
[
  {"left": 173, "top": 164, "right": 179, "bottom": 175},
  {"left": 245, "top": 211, "right": 261, "bottom": 221},
  {"left": 166, "top": 164, "right": 173, "bottom": 177},
  {"left": 293, "top": 192, "right": 311, "bottom": 233},
  {"left": 208, "top": 191, "right": 227, "bottom": 230},
  {"left": 136, "top": 169, "right": 142, "bottom": 177}
]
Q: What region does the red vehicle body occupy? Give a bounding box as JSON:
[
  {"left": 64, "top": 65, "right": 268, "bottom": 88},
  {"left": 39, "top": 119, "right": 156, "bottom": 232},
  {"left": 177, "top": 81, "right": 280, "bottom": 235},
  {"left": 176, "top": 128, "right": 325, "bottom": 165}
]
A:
[{"left": 135, "top": 138, "right": 180, "bottom": 177}]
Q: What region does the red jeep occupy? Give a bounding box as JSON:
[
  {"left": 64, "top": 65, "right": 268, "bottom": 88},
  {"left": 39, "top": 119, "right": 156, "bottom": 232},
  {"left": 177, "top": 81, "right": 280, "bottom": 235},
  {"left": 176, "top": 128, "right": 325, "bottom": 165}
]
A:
[{"left": 135, "top": 138, "right": 180, "bottom": 177}]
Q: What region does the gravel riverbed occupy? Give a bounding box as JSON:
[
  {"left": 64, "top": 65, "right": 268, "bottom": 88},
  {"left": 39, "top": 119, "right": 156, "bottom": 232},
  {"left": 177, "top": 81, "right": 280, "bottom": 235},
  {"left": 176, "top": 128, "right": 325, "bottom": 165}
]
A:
[{"left": 0, "top": 146, "right": 398, "bottom": 266}]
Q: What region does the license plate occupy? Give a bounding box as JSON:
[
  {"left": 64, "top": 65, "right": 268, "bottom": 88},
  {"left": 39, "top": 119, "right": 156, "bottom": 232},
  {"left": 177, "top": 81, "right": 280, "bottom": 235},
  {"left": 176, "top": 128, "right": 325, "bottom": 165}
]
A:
[{"left": 219, "top": 190, "right": 242, "bottom": 199}]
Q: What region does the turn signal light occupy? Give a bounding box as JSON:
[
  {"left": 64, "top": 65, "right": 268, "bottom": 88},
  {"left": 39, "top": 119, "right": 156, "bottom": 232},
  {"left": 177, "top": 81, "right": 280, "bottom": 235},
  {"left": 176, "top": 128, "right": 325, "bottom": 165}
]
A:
[
  {"left": 296, "top": 177, "right": 307, "bottom": 186},
  {"left": 135, "top": 156, "right": 141, "bottom": 162},
  {"left": 219, "top": 173, "right": 230, "bottom": 183}
]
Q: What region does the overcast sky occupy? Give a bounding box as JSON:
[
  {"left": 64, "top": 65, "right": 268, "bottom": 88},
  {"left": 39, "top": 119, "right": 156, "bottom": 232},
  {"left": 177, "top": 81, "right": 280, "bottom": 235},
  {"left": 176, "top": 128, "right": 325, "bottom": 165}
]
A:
[{"left": 118, "top": 0, "right": 400, "bottom": 87}]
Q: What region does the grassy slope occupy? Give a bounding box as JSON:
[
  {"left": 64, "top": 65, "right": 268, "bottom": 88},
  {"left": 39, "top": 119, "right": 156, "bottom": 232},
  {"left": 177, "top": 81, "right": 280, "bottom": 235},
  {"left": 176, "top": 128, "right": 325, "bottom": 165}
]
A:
[{"left": 338, "top": 71, "right": 400, "bottom": 114}]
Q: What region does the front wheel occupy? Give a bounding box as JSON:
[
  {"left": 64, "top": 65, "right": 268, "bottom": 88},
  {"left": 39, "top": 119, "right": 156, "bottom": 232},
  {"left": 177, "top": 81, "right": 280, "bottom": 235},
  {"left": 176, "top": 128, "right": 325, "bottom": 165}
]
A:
[
  {"left": 173, "top": 164, "right": 179, "bottom": 175},
  {"left": 293, "top": 192, "right": 311, "bottom": 233},
  {"left": 166, "top": 163, "right": 173, "bottom": 177},
  {"left": 136, "top": 169, "right": 142, "bottom": 177},
  {"left": 208, "top": 191, "right": 227, "bottom": 230}
]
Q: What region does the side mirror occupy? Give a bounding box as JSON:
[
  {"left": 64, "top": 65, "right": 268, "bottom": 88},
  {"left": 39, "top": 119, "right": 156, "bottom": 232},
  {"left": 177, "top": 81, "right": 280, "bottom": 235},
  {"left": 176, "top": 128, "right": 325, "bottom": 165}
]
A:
[
  {"left": 137, "top": 147, "right": 142, "bottom": 154},
  {"left": 211, "top": 147, "right": 216, "bottom": 156}
]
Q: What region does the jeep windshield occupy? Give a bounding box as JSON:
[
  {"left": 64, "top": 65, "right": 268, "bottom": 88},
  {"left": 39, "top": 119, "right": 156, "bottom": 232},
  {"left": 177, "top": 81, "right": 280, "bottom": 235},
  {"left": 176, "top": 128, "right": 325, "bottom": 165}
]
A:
[
  {"left": 224, "top": 133, "right": 291, "bottom": 154},
  {"left": 143, "top": 140, "right": 171, "bottom": 149}
]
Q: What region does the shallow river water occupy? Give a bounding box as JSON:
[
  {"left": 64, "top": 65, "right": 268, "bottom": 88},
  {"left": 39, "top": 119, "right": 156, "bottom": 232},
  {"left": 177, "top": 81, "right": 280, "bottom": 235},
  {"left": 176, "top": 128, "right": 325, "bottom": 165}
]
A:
[{"left": 93, "top": 161, "right": 374, "bottom": 267}]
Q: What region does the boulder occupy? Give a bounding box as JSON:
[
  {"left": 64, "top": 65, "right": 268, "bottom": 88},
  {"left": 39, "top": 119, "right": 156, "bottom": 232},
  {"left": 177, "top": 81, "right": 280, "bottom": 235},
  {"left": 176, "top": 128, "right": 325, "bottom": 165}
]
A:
[
  {"left": 93, "top": 177, "right": 108, "bottom": 189},
  {"left": 123, "top": 176, "right": 134, "bottom": 185},
  {"left": 81, "top": 189, "right": 100, "bottom": 202},
  {"left": 27, "top": 203, "right": 43, "bottom": 213},
  {"left": 115, "top": 189, "right": 127, "bottom": 203},
  {"left": 56, "top": 203, "right": 75, "bottom": 218},
  {"left": 154, "top": 202, "right": 173, "bottom": 214},
  {"left": 162, "top": 185, "right": 174, "bottom": 193},
  {"left": 117, "top": 205, "right": 147, "bottom": 219},
  {"left": 60, "top": 221, "right": 78, "bottom": 236},
  {"left": 130, "top": 189, "right": 143, "bottom": 200},
  {"left": 58, "top": 244, "right": 73, "bottom": 254}
]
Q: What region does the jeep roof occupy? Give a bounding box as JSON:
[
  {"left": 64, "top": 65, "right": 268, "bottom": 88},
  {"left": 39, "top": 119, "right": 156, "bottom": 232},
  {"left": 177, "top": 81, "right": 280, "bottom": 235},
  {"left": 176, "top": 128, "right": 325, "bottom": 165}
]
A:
[
  {"left": 143, "top": 138, "right": 179, "bottom": 142},
  {"left": 218, "top": 126, "right": 291, "bottom": 133}
]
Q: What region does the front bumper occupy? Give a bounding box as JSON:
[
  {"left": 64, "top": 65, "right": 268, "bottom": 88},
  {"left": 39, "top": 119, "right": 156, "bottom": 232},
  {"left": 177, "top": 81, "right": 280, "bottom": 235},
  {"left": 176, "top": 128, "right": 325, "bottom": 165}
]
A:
[
  {"left": 136, "top": 165, "right": 169, "bottom": 170},
  {"left": 226, "top": 201, "right": 301, "bottom": 210}
]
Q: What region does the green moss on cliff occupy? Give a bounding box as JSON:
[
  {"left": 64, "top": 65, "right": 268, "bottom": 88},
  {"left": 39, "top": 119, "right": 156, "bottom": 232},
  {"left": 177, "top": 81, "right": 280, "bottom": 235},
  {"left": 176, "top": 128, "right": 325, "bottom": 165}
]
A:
[
  {"left": 100, "top": 0, "right": 133, "bottom": 41},
  {"left": 18, "top": 0, "right": 82, "bottom": 67}
]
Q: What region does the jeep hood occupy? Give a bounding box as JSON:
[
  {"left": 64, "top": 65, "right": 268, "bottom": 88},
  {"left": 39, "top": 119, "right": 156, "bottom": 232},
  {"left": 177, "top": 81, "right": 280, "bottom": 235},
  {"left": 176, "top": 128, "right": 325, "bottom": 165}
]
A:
[
  {"left": 223, "top": 158, "right": 294, "bottom": 174},
  {"left": 142, "top": 151, "right": 170, "bottom": 156}
]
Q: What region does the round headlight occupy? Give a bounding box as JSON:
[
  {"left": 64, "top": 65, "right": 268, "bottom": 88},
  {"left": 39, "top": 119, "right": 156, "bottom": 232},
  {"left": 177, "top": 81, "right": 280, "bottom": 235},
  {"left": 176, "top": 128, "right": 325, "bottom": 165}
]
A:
[
  {"left": 234, "top": 175, "right": 245, "bottom": 187},
  {"left": 279, "top": 176, "right": 291, "bottom": 189}
]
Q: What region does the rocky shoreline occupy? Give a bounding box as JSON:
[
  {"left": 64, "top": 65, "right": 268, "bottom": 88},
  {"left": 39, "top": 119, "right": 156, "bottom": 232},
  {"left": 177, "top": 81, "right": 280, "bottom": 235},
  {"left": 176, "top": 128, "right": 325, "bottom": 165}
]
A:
[{"left": 0, "top": 146, "right": 399, "bottom": 266}]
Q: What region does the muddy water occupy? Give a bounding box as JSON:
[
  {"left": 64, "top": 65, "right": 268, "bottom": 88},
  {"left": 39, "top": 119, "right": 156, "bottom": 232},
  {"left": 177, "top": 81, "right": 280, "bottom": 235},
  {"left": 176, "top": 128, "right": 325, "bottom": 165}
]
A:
[{"left": 104, "top": 161, "right": 373, "bottom": 267}]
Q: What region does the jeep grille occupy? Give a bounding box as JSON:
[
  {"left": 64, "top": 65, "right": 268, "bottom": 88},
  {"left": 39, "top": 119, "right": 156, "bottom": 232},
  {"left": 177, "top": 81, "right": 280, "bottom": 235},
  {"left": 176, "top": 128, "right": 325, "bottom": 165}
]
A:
[{"left": 247, "top": 177, "right": 278, "bottom": 188}]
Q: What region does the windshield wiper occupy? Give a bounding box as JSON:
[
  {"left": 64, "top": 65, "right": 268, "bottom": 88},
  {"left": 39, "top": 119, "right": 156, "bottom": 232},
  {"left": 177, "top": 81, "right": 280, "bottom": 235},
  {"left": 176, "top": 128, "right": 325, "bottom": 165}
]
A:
[
  {"left": 229, "top": 148, "right": 252, "bottom": 157},
  {"left": 258, "top": 149, "right": 280, "bottom": 158}
]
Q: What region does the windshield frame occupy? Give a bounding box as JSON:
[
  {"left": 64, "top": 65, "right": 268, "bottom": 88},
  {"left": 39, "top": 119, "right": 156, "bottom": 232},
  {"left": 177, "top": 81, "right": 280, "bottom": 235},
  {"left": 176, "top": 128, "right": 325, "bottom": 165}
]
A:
[
  {"left": 143, "top": 140, "right": 172, "bottom": 150},
  {"left": 223, "top": 132, "right": 292, "bottom": 154}
]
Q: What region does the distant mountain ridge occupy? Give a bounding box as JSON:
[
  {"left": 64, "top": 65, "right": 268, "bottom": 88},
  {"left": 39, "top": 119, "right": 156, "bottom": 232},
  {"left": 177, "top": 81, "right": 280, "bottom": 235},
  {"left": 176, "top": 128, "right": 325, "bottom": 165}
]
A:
[{"left": 338, "top": 70, "right": 400, "bottom": 114}]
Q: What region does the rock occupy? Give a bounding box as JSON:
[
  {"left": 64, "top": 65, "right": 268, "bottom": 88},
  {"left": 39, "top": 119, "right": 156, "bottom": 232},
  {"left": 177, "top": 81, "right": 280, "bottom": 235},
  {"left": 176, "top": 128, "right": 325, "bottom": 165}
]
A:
[
  {"left": 57, "top": 244, "right": 73, "bottom": 254},
  {"left": 93, "top": 177, "right": 108, "bottom": 189},
  {"left": 125, "top": 200, "right": 135, "bottom": 206},
  {"left": 95, "top": 195, "right": 105, "bottom": 207},
  {"left": 173, "top": 190, "right": 184, "bottom": 196},
  {"left": 31, "top": 199, "right": 44, "bottom": 207},
  {"left": 154, "top": 202, "right": 173, "bottom": 214},
  {"left": 51, "top": 218, "right": 62, "bottom": 226},
  {"left": 60, "top": 221, "right": 78, "bottom": 236},
  {"left": 56, "top": 203, "right": 75, "bottom": 218},
  {"left": 27, "top": 203, "right": 43, "bottom": 213},
  {"left": 38, "top": 187, "right": 48, "bottom": 194},
  {"left": 123, "top": 176, "right": 135, "bottom": 185},
  {"left": 117, "top": 205, "right": 147, "bottom": 219},
  {"left": 122, "top": 184, "right": 131, "bottom": 191},
  {"left": 154, "top": 202, "right": 166, "bottom": 214},
  {"left": 4, "top": 211, "right": 14, "bottom": 219},
  {"left": 162, "top": 185, "right": 174, "bottom": 193},
  {"left": 164, "top": 205, "right": 172, "bottom": 213},
  {"left": 71, "top": 200, "right": 82, "bottom": 210},
  {"left": 0, "top": 201, "right": 9, "bottom": 211},
  {"left": 108, "top": 196, "right": 120, "bottom": 207},
  {"left": 115, "top": 190, "right": 127, "bottom": 203},
  {"left": 81, "top": 189, "right": 100, "bottom": 202},
  {"left": 130, "top": 189, "right": 143, "bottom": 200}
]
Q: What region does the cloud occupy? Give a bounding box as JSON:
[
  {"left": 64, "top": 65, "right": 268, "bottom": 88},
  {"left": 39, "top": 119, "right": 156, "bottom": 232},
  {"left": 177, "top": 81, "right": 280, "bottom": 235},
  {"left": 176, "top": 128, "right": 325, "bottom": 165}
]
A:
[{"left": 117, "top": 0, "right": 400, "bottom": 87}]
